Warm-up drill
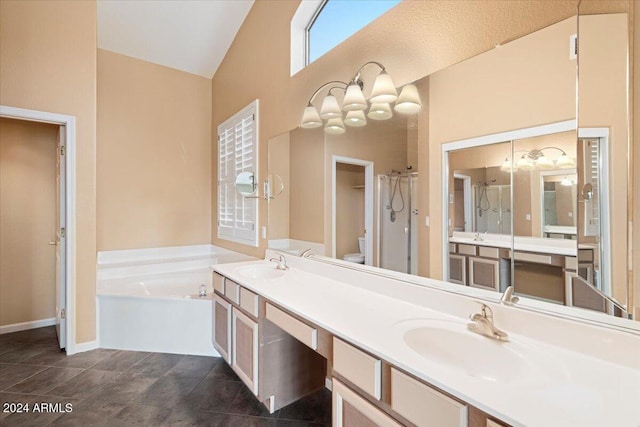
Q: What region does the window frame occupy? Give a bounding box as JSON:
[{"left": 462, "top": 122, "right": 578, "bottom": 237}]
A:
[{"left": 217, "top": 99, "right": 259, "bottom": 247}]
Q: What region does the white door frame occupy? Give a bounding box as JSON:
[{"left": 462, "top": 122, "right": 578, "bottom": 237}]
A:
[
  {"left": 453, "top": 173, "right": 472, "bottom": 232},
  {"left": 0, "top": 105, "right": 76, "bottom": 354},
  {"left": 331, "top": 156, "right": 374, "bottom": 265}
]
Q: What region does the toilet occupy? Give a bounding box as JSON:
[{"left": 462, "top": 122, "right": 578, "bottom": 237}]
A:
[{"left": 343, "top": 237, "right": 365, "bottom": 264}]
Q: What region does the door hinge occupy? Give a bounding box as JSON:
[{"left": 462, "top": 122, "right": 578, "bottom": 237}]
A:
[
  {"left": 60, "top": 146, "right": 65, "bottom": 156},
  {"left": 60, "top": 227, "right": 66, "bottom": 238},
  {"left": 60, "top": 309, "right": 66, "bottom": 319}
]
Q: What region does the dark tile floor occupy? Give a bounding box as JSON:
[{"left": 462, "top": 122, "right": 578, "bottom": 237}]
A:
[{"left": 0, "top": 327, "right": 331, "bottom": 426}]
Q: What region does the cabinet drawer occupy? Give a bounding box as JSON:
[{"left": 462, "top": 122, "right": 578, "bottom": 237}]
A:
[
  {"left": 224, "top": 279, "right": 240, "bottom": 304},
  {"left": 565, "top": 256, "right": 577, "bottom": 271},
  {"left": 512, "top": 251, "right": 563, "bottom": 266},
  {"left": 457, "top": 244, "right": 477, "bottom": 256},
  {"left": 240, "top": 287, "right": 259, "bottom": 318},
  {"left": 478, "top": 246, "right": 499, "bottom": 259},
  {"left": 449, "top": 243, "right": 457, "bottom": 253},
  {"left": 213, "top": 273, "right": 225, "bottom": 295},
  {"left": 266, "top": 303, "right": 317, "bottom": 350},
  {"left": 333, "top": 338, "right": 381, "bottom": 400},
  {"left": 333, "top": 379, "right": 401, "bottom": 427},
  {"left": 391, "top": 367, "right": 467, "bottom": 426},
  {"left": 487, "top": 420, "right": 506, "bottom": 427}
]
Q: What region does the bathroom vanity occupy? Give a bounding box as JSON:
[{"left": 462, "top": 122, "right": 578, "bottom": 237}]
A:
[
  {"left": 448, "top": 233, "right": 596, "bottom": 308},
  {"left": 212, "top": 252, "right": 640, "bottom": 427}
]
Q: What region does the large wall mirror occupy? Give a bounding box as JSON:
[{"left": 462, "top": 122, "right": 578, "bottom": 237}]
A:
[{"left": 267, "top": 6, "right": 633, "bottom": 323}]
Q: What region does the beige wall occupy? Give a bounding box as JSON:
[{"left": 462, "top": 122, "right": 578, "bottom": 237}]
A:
[
  {"left": 290, "top": 127, "right": 324, "bottom": 244},
  {"left": 0, "top": 119, "right": 58, "bottom": 326},
  {"left": 578, "top": 14, "right": 629, "bottom": 303},
  {"left": 0, "top": 0, "right": 97, "bottom": 343},
  {"left": 267, "top": 132, "right": 290, "bottom": 240},
  {"left": 97, "top": 50, "right": 212, "bottom": 250}
]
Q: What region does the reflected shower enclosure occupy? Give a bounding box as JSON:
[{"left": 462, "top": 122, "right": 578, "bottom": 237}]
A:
[
  {"left": 378, "top": 171, "right": 418, "bottom": 274},
  {"left": 473, "top": 183, "right": 511, "bottom": 235}
]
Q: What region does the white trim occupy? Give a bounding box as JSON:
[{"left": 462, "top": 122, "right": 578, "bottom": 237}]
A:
[
  {"left": 331, "top": 156, "right": 374, "bottom": 265},
  {"left": 216, "top": 100, "right": 260, "bottom": 247},
  {"left": 69, "top": 340, "right": 99, "bottom": 355},
  {"left": 441, "top": 120, "right": 577, "bottom": 152},
  {"left": 290, "top": 0, "right": 323, "bottom": 76},
  {"left": 578, "top": 128, "right": 611, "bottom": 296},
  {"left": 0, "top": 105, "right": 76, "bottom": 355},
  {"left": 453, "top": 173, "right": 472, "bottom": 232},
  {"left": 0, "top": 318, "right": 57, "bottom": 335},
  {"left": 539, "top": 168, "right": 577, "bottom": 237}
]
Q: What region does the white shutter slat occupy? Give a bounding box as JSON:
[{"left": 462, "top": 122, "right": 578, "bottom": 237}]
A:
[{"left": 216, "top": 100, "right": 258, "bottom": 245}]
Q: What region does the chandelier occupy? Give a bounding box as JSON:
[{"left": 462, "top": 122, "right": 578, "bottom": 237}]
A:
[{"left": 300, "top": 61, "right": 423, "bottom": 134}]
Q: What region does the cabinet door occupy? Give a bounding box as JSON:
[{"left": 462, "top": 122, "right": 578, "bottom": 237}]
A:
[
  {"left": 468, "top": 257, "right": 499, "bottom": 291},
  {"left": 449, "top": 254, "right": 467, "bottom": 285},
  {"left": 212, "top": 293, "right": 232, "bottom": 362},
  {"left": 232, "top": 307, "right": 259, "bottom": 395},
  {"left": 332, "top": 379, "right": 401, "bottom": 427}
]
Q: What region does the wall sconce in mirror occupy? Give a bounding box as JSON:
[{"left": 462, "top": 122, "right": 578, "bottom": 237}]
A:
[
  {"left": 500, "top": 147, "right": 576, "bottom": 172},
  {"left": 299, "top": 61, "right": 423, "bottom": 133},
  {"left": 265, "top": 174, "right": 284, "bottom": 200},
  {"left": 234, "top": 171, "right": 257, "bottom": 196}
]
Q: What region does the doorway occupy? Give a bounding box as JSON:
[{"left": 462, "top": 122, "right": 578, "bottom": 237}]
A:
[
  {"left": 0, "top": 105, "right": 76, "bottom": 353},
  {"left": 331, "top": 156, "right": 373, "bottom": 265}
]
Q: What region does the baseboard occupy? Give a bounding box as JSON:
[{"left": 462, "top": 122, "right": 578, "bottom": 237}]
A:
[
  {"left": 68, "top": 340, "right": 99, "bottom": 355},
  {"left": 0, "top": 318, "right": 56, "bottom": 335}
]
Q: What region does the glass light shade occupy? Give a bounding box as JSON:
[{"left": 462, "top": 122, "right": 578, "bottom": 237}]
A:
[
  {"left": 370, "top": 72, "right": 398, "bottom": 103},
  {"left": 516, "top": 156, "right": 533, "bottom": 170},
  {"left": 560, "top": 176, "right": 573, "bottom": 186},
  {"left": 300, "top": 105, "right": 322, "bottom": 128},
  {"left": 367, "top": 103, "right": 393, "bottom": 120},
  {"left": 394, "top": 84, "right": 422, "bottom": 114},
  {"left": 555, "top": 153, "right": 575, "bottom": 169},
  {"left": 500, "top": 158, "right": 512, "bottom": 172},
  {"left": 324, "top": 117, "right": 346, "bottom": 134},
  {"left": 342, "top": 83, "right": 367, "bottom": 111},
  {"left": 319, "top": 95, "right": 342, "bottom": 119},
  {"left": 344, "top": 110, "right": 367, "bottom": 127},
  {"left": 535, "top": 155, "right": 554, "bottom": 169}
]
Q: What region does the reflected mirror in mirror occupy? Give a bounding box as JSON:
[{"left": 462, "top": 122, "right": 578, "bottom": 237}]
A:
[{"left": 235, "top": 171, "right": 256, "bottom": 196}]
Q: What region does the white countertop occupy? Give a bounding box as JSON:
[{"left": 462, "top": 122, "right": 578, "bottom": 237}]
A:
[
  {"left": 449, "top": 232, "right": 591, "bottom": 256},
  {"left": 214, "top": 257, "right": 640, "bottom": 427}
]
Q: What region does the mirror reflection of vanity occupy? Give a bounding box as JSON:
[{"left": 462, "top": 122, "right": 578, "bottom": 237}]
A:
[{"left": 265, "top": 6, "right": 633, "bottom": 321}]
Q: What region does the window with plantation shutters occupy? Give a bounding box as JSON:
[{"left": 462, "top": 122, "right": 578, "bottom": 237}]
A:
[{"left": 217, "top": 100, "right": 259, "bottom": 246}]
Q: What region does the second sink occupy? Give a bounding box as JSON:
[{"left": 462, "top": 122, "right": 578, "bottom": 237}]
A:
[{"left": 235, "top": 264, "right": 285, "bottom": 280}]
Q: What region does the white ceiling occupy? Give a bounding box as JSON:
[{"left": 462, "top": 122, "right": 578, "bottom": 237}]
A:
[{"left": 97, "top": 0, "right": 255, "bottom": 79}]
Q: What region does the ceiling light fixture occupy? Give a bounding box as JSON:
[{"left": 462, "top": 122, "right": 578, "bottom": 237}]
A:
[{"left": 299, "top": 62, "right": 422, "bottom": 132}]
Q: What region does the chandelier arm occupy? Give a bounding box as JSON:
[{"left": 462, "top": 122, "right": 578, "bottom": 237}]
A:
[
  {"left": 350, "top": 61, "right": 387, "bottom": 85},
  {"left": 307, "top": 80, "right": 349, "bottom": 105}
]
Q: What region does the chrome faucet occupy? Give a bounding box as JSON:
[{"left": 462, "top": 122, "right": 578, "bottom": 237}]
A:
[
  {"left": 500, "top": 286, "right": 519, "bottom": 306},
  {"left": 467, "top": 303, "right": 509, "bottom": 341},
  {"left": 269, "top": 254, "right": 289, "bottom": 271}
]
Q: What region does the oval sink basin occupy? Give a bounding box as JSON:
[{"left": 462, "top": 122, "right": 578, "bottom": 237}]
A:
[
  {"left": 399, "top": 319, "right": 563, "bottom": 386},
  {"left": 235, "top": 265, "right": 285, "bottom": 280}
]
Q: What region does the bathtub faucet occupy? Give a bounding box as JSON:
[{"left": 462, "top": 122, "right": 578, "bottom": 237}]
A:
[{"left": 269, "top": 254, "right": 289, "bottom": 271}]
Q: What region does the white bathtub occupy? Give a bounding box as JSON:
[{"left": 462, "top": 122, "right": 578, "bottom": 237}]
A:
[{"left": 97, "top": 245, "right": 256, "bottom": 356}]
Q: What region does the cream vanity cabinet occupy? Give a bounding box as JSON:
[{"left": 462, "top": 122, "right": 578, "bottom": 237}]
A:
[
  {"left": 211, "top": 272, "right": 326, "bottom": 412},
  {"left": 468, "top": 246, "right": 510, "bottom": 292},
  {"left": 332, "top": 338, "right": 507, "bottom": 427}
]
